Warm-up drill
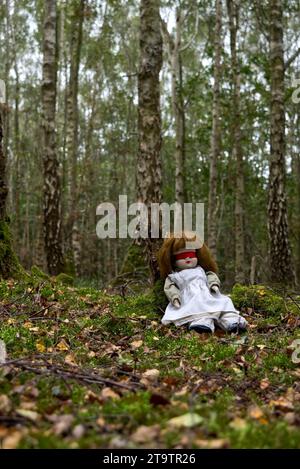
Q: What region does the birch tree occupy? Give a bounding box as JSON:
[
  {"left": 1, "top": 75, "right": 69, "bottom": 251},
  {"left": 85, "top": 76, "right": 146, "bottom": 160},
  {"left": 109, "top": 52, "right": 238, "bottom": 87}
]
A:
[
  {"left": 41, "top": 0, "right": 63, "bottom": 275},
  {"left": 207, "top": 0, "right": 222, "bottom": 260},
  {"left": 267, "top": 0, "right": 295, "bottom": 285},
  {"left": 136, "top": 0, "right": 163, "bottom": 282},
  {"left": 66, "top": 0, "right": 85, "bottom": 276},
  {"left": 227, "top": 0, "right": 245, "bottom": 284}
]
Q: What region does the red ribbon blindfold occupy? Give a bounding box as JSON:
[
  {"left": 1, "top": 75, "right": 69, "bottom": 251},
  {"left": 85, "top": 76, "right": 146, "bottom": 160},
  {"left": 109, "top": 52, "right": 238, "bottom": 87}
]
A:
[{"left": 175, "top": 251, "right": 197, "bottom": 260}]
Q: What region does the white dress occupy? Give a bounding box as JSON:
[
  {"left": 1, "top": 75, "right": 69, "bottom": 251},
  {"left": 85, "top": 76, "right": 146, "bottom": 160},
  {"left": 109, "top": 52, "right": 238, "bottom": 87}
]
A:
[{"left": 161, "top": 266, "right": 240, "bottom": 327}]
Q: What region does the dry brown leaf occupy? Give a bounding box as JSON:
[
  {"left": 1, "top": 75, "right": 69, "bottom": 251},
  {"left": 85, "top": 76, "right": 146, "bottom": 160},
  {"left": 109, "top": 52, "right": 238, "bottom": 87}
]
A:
[
  {"left": 2, "top": 430, "right": 24, "bottom": 449},
  {"left": 248, "top": 405, "right": 264, "bottom": 420},
  {"left": 52, "top": 414, "right": 74, "bottom": 435},
  {"left": 130, "top": 340, "right": 143, "bottom": 350},
  {"left": 101, "top": 387, "right": 120, "bottom": 401},
  {"left": 269, "top": 397, "right": 294, "bottom": 411},
  {"left": 16, "top": 408, "right": 40, "bottom": 422},
  {"left": 259, "top": 378, "right": 270, "bottom": 390},
  {"left": 56, "top": 339, "right": 69, "bottom": 351},
  {"left": 131, "top": 424, "right": 160, "bottom": 443},
  {"left": 195, "top": 438, "right": 229, "bottom": 449},
  {"left": 65, "top": 353, "right": 77, "bottom": 366},
  {"left": 0, "top": 394, "right": 12, "bottom": 413},
  {"left": 141, "top": 369, "right": 160, "bottom": 381}
]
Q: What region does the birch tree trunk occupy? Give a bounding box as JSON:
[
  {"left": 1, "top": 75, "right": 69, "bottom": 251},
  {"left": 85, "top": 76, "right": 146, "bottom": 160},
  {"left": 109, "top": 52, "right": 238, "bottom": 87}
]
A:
[
  {"left": 66, "top": 0, "right": 85, "bottom": 276},
  {"left": 136, "top": 0, "right": 162, "bottom": 282},
  {"left": 227, "top": 0, "right": 245, "bottom": 284},
  {"left": 208, "top": 0, "right": 222, "bottom": 260},
  {"left": 161, "top": 10, "right": 186, "bottom": 208},
  {"left": 41, "top": 0, "right": 63, "bottom": 275},
  {"left": 267, "top": 0, "right": 295, "bottom": 285}
]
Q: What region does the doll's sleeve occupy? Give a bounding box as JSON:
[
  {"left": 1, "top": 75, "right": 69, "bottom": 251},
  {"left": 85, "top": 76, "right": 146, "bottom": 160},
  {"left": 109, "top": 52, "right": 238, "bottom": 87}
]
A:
[
  {"left": 164, "top": 276, "right": 181, "bottom": 305},
  {"left": 206, "top": 271, "right": 221, "bottom": 290}
]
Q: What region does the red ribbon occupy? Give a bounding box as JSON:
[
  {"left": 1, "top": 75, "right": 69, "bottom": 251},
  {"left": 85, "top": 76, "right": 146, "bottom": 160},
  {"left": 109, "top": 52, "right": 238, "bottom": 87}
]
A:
[{"left": 175, "top": 251, "right": 197, "bottom": 260}]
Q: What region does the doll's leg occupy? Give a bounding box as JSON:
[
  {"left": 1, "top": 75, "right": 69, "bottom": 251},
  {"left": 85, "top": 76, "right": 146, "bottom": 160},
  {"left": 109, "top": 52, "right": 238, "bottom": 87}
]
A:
[
  {"left": 217, "top": 311, "right": 247, "bottom": 333},
  {"left": 188, "top": 314, "right": 215, "bottom": 334}
]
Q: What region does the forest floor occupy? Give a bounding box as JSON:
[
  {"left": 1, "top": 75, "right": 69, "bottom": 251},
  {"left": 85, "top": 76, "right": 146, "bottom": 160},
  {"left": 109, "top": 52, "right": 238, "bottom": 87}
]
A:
[{"left": 1, "top": 273, "right": 300, "bottom": 449}]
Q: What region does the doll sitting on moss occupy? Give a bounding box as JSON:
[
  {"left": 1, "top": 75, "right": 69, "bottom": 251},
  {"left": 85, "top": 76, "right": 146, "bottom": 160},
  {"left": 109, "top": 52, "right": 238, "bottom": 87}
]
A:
[{"left": 157, "top": 232, "right": 247, "bottom": 334}]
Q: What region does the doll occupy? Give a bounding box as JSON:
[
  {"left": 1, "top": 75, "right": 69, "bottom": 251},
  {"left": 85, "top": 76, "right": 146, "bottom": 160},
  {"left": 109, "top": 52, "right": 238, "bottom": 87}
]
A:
[{"left": 158, "top": 232, "right": 247, "bottom": 334}]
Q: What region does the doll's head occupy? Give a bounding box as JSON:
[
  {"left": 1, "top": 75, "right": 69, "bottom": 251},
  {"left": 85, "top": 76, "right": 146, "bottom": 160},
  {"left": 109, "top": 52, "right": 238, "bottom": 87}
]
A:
[{"left": 158, "top": 231, "right": 218, "bottom": 279}]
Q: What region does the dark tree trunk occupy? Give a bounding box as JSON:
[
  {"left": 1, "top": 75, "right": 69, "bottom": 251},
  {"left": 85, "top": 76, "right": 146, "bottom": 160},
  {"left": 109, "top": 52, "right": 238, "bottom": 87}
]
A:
[
  {"left": 136, "top": 0, "right": 163, "bottom": 283},
  {"left": 267, "top": 0, "right": 295, "bottom": 285}
]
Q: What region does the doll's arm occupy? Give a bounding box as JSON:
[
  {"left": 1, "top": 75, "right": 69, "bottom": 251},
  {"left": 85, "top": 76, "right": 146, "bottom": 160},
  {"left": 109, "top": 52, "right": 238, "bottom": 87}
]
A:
[
  {"left": 206, "top": 271, "right": 221, "bottom": 292},
  {"left": 164, "top": 277, "right": 181, "bottom": 308}
]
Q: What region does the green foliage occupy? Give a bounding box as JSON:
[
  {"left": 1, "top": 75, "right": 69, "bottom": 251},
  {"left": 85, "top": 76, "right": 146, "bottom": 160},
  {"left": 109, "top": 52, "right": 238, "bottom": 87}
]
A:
[
  {"left": 56, "top": 273, "right": 75, "bottom": 286},
  {"left": 0, "top": 220, "right": 22, "bottom": 279},
  {"left": 230, "top": 284, "right": 294, "bottom": 316}
]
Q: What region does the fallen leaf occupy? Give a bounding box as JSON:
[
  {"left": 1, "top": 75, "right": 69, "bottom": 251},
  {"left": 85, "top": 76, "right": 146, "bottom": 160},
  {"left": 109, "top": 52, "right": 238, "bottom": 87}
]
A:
[
  {"left": 131, "top": 424, "right": 160, "bottom": 443},
  {"left": 65, "top": 353, "right": 77, "bottom": 366},
  {"left": 260, "top": 378, "right": 270, "bottom": 390},
  {"left": 269, "top": 397, "right": 294, "bottom": 411},
  {"left": 130, "top": 340, "right": 143, "bottom": 350},
  {"left": 167, "top": 412, "right": 203, "bottom": 428},
  {"left": 100, "top": 387, "right": 120, "bottom": 401},
  {"left": 56, "top": 340, "right": 69, "bottom": 351},
  {"left": 0, "top": 394, "right": 12, "bottom": 413},
  {"left": 72, "top": 424, "right": 85, "bottom": 439},
  {"left": 229, "top": 417, "right": 247, "bottom": 430},
  {"left": 35, "top": 341, "right": 46, "bottom": 353},
  {"left": 16, "top": 409, "right": 40, "bottom": 422},
  {"left": 52, "top": 414, "right": 74, "bottom": 435},
  {"left": 141, "top": 369, "right": 160, "bottom": 381},
  {"left": 248, "top": 405, "right": 264, "bottom": 420},
  {"left": 195, "top": 438, "right": 229, "bottom": 449},
  {"left": 2, "top": 430, "right": 23, "bottom": 449}
]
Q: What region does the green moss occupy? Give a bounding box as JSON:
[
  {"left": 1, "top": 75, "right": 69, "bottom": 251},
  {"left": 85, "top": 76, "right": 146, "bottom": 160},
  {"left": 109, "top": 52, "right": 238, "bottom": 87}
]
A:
[
  {"left": 152, "top": 278, "right": 168, "bottom": 310},
  {"left": 56, "top": 273, "right": 74, "bottom": 286},
  {"left": 31, "top": 265, "right": 50, "bottom": 280},
  {"left": 0, "top": 220, "right": 22, "bottom": 279},
  {"left": 109, "top": 242, "right": 151, "bottom": 293},
  {"left": 230, "top": 283, "right": 290, "bottom": 316}
]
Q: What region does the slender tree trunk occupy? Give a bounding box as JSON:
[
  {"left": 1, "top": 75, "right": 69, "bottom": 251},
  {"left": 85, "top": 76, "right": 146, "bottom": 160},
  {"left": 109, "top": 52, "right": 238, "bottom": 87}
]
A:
[
  {"left": 208, "top": 0, "right": 222, "bottom": 260},
  {"left": 161, "top": 10, "right": 186, "bottom": 207},
  {"left": 41, "top": 0, "right": 63, "bottom": 275},
  {"left": 0, "top": 104, "right": 20, "bottom": 278},
  {"left": 66, "top": 0, "right": 85, "bottom": 276},
  {"left": 0, "top": 112, "right": 8, "bottom": 221},
  {"left": 136, "top": 0, "right": 163, "bottom": 282},
  {"left": 173, "top": 8, "right": 185, "bottom": 206},
  {"left": 227, "top": 0, "right": 245, "bottom": 284},
  {"left": 267, "top": 0, "right": 295, "bottom": 285}
]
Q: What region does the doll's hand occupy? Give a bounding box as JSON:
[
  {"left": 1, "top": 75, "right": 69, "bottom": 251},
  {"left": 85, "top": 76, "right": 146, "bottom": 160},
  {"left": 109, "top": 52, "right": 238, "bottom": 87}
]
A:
[
  {"left": 210, "top": 285, "right": 220, "bottom": 294},
  {"left": 173, "top": 298, "right": 181, "bottom": 308}
]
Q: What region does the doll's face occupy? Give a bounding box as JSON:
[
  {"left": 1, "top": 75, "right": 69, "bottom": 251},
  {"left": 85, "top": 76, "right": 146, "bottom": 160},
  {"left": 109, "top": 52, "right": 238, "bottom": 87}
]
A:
[{"left": 174, "top": 249, "right": 198, "bottom": 270}]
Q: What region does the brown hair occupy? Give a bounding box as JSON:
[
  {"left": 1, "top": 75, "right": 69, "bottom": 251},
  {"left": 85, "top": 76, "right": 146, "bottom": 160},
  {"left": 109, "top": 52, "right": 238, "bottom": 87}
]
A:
[{"left": 157, "top": 232, "right": 218, "bottom": 279}]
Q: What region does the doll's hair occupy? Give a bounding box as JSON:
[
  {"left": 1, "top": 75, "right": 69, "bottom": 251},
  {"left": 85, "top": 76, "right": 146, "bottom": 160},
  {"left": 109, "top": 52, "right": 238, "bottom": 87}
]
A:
[{"left": 157, "top": 231, "right": 218, "bottom": 279}]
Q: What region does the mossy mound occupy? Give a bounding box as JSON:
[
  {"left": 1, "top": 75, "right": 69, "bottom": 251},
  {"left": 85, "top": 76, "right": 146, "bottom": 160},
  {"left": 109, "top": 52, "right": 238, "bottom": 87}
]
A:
[
  {"left": 30, "top": 265, "right": 50, "bottom": 280},
  {"left": 109, "top": 242, "right": 151, "bottom": 294},
  {"left": 56, "top": 273, "right": 74, "bottom": 286},
  {"left": 0, "top": 220, "right": 22, "bottom": 279},
  {"left": 230, "top": 283, "right": 299, "bottom": 317},
  {"left": 152, "top": 278, "right": 168, "bottom": 311}
]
